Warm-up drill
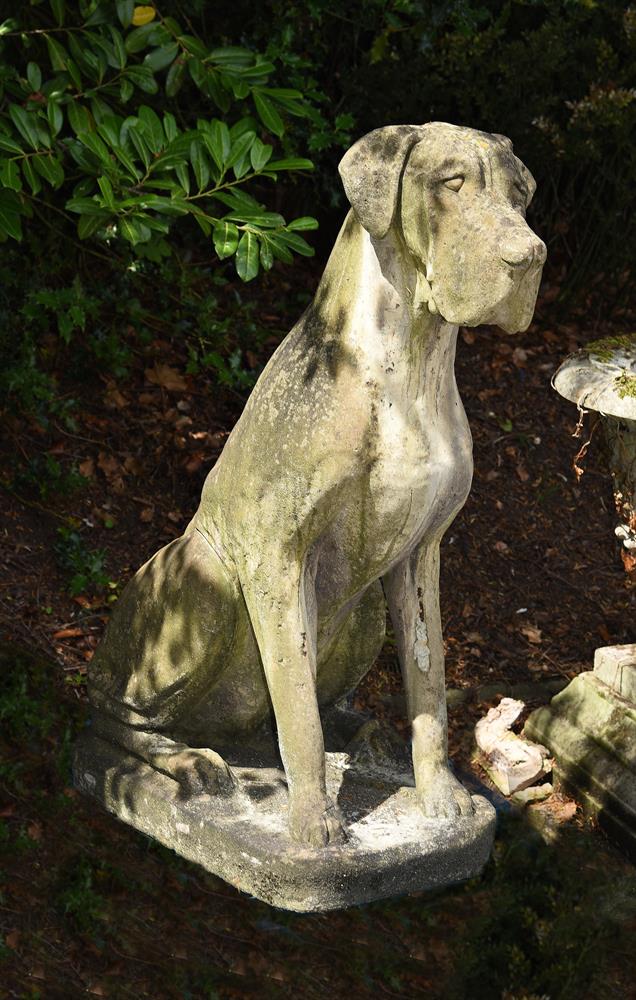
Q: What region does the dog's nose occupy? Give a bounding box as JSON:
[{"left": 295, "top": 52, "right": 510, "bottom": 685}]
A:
[{"left": 500, "top": 234, "right": 546, "bottom": 269}]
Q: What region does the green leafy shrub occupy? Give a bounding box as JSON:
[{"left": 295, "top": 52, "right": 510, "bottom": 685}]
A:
[
  {"left": 0, "top": 0, "right": 318, "bottom": 279},
  {"left": 55, "top": 525, "right": 111, "bottom": 595},
  {"left": 216, "top": 0, "right": 636, "bottom": 296}
]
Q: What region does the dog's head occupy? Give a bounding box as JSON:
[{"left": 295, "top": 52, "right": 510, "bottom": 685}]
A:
[{"left": 339, "top": 122, "right": 546, "bottom": 334}]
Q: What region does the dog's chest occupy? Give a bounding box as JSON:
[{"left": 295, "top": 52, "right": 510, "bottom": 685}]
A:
[{"left": 373, "top": 388, "right": 472, "bottom": 535}]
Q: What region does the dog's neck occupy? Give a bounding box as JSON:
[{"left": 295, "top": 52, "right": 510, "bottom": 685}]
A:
[{"left": 313, "top": 211, "right": 458, "bottom": 377}]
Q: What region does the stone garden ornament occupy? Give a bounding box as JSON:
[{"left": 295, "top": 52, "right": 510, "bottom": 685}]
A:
[{"left": 75, "top": 123, "right": 546, "bottom": 909}]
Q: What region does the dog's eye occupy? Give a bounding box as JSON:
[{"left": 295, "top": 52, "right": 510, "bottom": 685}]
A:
[{"left": 443, "top": 176, "right": 464, "bottom": 192}]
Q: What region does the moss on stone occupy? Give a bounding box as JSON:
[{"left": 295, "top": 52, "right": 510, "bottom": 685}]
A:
[
  {"left": 615, "top": 371, "right": 636, "bottom": 400},
  {"left": 586, "top": 333, "right": 636, "bottom": 364}
]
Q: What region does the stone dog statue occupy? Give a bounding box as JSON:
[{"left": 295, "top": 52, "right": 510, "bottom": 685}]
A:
[{"left": 88, "top": 123, "right": 546, "bottom": 847}]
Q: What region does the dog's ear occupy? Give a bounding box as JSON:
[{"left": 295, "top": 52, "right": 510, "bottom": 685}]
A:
[
  {"left": 516, "top": 158, "right": 537, "bottom": 207},
  {"left": 338, "top": 126, "right": 425, "bottom": 239}
]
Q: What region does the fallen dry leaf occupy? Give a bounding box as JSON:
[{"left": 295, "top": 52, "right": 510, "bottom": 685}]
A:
[
  {"left": 512, "top": 347, "right": 528, "bottom": 366},
  {"left": 140, "top": 507, "right": 154, "bottom": 522},
  {"left": 5, "top": 929, "right": 20, "bottom": 950},
  {"left": 516, "top": 462, "right": 530, "bottom": 482},
  {"left": 145, "top": 363, "right": 188, "bottom": 392},
  {"left": 79, "top": 458, "right": 95, "bottom": 478},
  {"left": 52, "top": 627, "right": 84, "bottom": 640},
  {"left": 97, "top": 452, "right": 120, "bottom": 478},
  {"left": 521, "top": 625, "right": 543, "bottom": 644},
  {"left": 494, "top": 540, "right": 510, "bottom": 553},
  {"left": 104, "top": 385, "right": 128, "bottom": 409}
]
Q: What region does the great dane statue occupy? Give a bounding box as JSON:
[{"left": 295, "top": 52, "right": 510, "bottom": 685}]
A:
[{"left": 88, "top": 123, "right": 546, "bottom": 847}]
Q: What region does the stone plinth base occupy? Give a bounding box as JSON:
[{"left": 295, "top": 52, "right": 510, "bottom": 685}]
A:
[
  {"left": 525, "top": 659, "right": 636, "bottom": 857},
  {"left": 73, "top": 732, "right": 496, "bottom": 912}
]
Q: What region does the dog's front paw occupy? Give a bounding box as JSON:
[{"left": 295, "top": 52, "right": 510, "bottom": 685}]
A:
[
  {"left": 417, "top": 766, "right": 474, "bottom": 819},
  {"left": 288, "top": 796, "right": 348, "bottom": 848}
]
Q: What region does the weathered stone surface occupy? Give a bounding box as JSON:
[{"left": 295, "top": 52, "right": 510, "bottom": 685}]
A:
[
  {"left": 76, "top": 123, "right": 544, "bottom": 894},
  {"left": 74, "top": 732, "right": 496, "bottom": 912},
  {"left": 525, "top": 673, "right": 636, "bottom": 854},
  {"left": 475, "top": 698, "right": 551, "bottom": 796},
  {"left": 594, "top": 644, "right": 636, "bottom": 703}
]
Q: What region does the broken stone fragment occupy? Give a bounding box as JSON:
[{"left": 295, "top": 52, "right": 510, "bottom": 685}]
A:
[
  {"left": 475, "top": 697, "right": 552, "bottom": 796},
  {"left": 594, "top": 644, "right": 636, "bottom": 704},
  {"left": 510, "top": 782, "right": 554, "bottom": 806}
]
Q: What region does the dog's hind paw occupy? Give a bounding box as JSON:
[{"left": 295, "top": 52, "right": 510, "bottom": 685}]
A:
[
  {"left": 417, "top": 767, "right": 475, "bottom": 820},
  {"left": 154, "top": 747, "right": 236, "bottom": 798}
]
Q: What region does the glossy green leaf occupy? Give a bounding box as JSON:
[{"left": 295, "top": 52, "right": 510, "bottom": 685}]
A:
[
  {"left": 67, "top": 103, "right": 92, "bottom": 136},
  {"left": 201, "top": 120, "right": 231, "bottom": 171},
  {"left": 250, "top": 138, "right": 272, "bottom": 172},
  {"left": 50, "top": 0, "right": 65, "bottom": 27},
  {"left": 264, "top": 158, "right": 314, "bottom": 172},
  {"left": 21, "top": 158, "right": 42, "bottom": 194},
  {"left": 227, "top": 131, "right": 255, "bottom": 170},
  {"left": 287, "top": 216, "right": 319, "bottom": 231},
  {"left": 259, "top": 238, "right": 274, "bottom": 271},
  {"left": 0, "top": 135, "right": 24, "bottom": 155},
  {"left": 77, "top": 130, "right": 112, "bottom": 166},
  {"left": 66, "top": 58, "right": 82, "bottom": 90},
  {"left": 125, "top": 65, "right": 159, "bottom": 94},
  {"left": 47, "top": 101, "right": 63, "bottom": 136},
  {"left": 9, "top": 105, "right": 39, "bottom": 150},
  {"left": 78, "top": 213, "right": 106, "bottom": 239},
  {"left": 109, "top": 26, "right": 127, "bottom": 69},
  {"left": 0, "top": 197, "right": 22, "bottom": 240},
  {"left": 45, "top": 35, "right": 68, "bottom": 73},
  {"left": 253, "top": 91, "right": 284, "bottom": 138},
  {"left": 97, "top": 175, "right": 116, "bottom": 208},
  {"left": 177, "top": 35, "right": 207, "bottom": 59},
  {"left": 277, "top": 230, "right": 314, "bottom": 256},
  {"left": 0, "top": 159, "right": 21, "bottom": 192},
  {"left": 120, "top": 77, "right": 134, "bottom": 102},
  {"left": 116, "top": 0, "right": 134, "bottom": 28},
  {"left": 27, "top": 63, "right": 42, "bottom": 92},
  {"left": 175, "top": 162, "right": 189, "bottom": 195},
  {"left": 124, "top": 23, "right": 156, "bottom": 54},
  {"left": 144, "top": 43, "right": 178, "bottom": 73},
  {"left": 208, "top": 47, "right": 254, "bottom": 68},
  {"left": 138, "top": 105, "right": 164, "bottom": 153},
  {"left": 235, "top": 231, "right": 259, "bottom": 281},
  {"left": 189, "top": 138, "right": 209, "bottom": 191},
  {"left": 119, "top": 217, "right": 151, "bottom": 244},
  {"left": 33, "top": 154, "right": 65, "bottom": 188},
  {"left": 213, "top": 221, "right": 239, "bottom": 259},
  {"left": 264, "top": 233, "right": 293, "bottom": 264},
  {"left": 165, "top": 58, "right": 185, "bottom": 97},
  {"left": 162, "top": 112, "right": 178, "bottom": 144}
]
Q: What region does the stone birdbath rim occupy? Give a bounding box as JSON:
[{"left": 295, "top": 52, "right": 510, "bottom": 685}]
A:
[{"left": 552, "top": 333, "right": 636, "bottom": 421}]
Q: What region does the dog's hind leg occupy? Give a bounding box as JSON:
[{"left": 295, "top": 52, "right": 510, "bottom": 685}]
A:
[
  {"left": 88, "top": 528, "right": 240, "bottom": 797},
  {"left": 93, "top": 713, "right": 236, "bottom": 796}
]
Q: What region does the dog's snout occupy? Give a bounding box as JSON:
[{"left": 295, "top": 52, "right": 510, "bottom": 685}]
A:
[{"left": 500, "top": 234, "right": 546, "bottom": 269}]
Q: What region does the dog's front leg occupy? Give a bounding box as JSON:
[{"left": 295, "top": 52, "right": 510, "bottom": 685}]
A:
[
  {"left": 383, "top": 541, "right": 474, "bottom": 818},
  {"left": 242, "top": 564, "right": 346, "bottom": 847}
]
